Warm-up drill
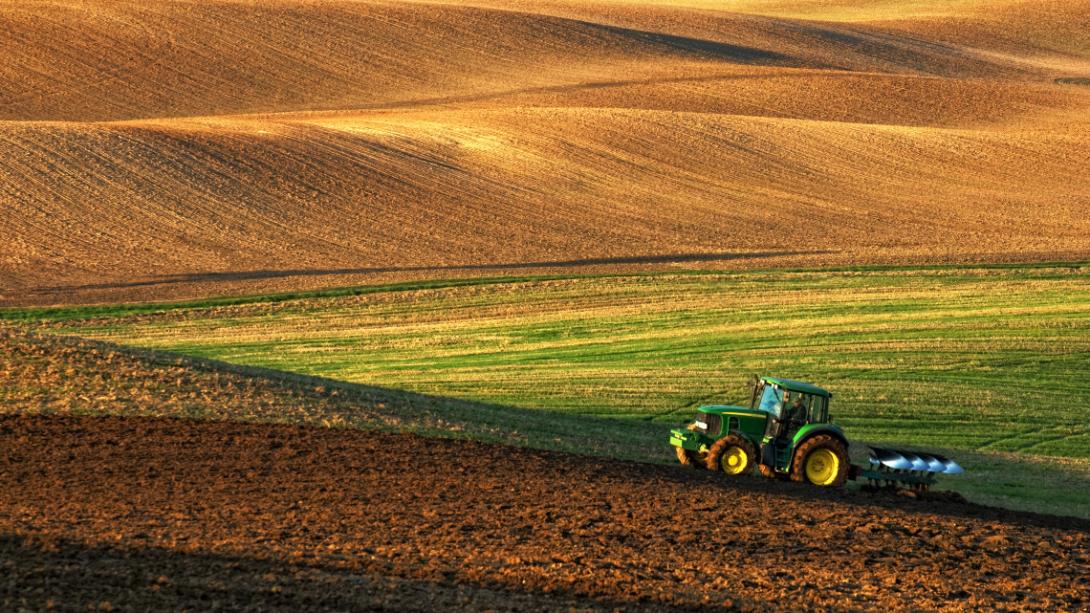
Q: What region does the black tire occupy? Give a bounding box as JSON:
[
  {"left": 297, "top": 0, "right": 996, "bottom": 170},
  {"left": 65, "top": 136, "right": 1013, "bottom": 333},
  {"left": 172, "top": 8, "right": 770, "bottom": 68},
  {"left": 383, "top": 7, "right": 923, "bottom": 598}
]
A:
[
  {"left": 704, "top": 434, "right": 757, "bottom": 475},
  {"left": 790, "top": 434, "right": 850, "bottom": 487}
]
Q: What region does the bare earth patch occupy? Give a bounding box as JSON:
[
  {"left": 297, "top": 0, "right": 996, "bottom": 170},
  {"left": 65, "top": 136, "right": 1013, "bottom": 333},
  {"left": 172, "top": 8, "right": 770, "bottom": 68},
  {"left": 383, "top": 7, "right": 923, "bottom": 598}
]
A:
[{"left": 2, "top": 415, "right": 1087, "bottom": 611}]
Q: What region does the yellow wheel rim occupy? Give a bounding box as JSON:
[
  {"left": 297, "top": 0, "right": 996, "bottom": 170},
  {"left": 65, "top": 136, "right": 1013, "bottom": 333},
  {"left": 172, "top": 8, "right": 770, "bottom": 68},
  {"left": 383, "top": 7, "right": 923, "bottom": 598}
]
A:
[
  {"left": 720, "top": 446, "right": 749, "bottom": 475},
  {"left": 805, "top": 448, "right": 839, "bottom": 485}
]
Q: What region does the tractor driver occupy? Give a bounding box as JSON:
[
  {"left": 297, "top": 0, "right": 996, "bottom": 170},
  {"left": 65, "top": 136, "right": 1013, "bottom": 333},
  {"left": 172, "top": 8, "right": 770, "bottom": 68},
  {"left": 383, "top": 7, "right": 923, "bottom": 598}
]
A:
[{"left": 784, "top": 397, "right": 808, "bottom": 435}]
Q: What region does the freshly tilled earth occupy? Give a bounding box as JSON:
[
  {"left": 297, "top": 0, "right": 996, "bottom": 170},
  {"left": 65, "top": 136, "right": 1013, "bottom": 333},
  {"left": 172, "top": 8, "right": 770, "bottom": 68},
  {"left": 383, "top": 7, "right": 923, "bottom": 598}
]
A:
[
  {"left": 2, "top": 415, "right": 1087, "bottom": 612},
  {"left": 5, "top": 0, "right": 1090, "bottom": 307}
]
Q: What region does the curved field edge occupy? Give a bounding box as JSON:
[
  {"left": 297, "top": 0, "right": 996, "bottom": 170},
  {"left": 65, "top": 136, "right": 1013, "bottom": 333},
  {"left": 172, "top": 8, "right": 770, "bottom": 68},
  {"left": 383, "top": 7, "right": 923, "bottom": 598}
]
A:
[
  {"left": 3, "top": 0, "right": 1089, "bottom": 308},
  {"left": 6, "top": 104, "right": 1090, "bottom": 308},
  {"left": 6, "top": 264, "right": 1090, "bottom": 518},
  {"left": 0, "top": 0, "right": 1059, "bottom": 123},
  {"left": 4, "top": 260, "right": 1086, "bottom": 321},
  {"left": 5, "top": 415, "right": 1088, "bottom": 611},
  {"left": 39, "top": 265, "right": 1090, "bottom": 457},
  {"left": 2, "top": 328, "right": 1089, "bottom": 520}
]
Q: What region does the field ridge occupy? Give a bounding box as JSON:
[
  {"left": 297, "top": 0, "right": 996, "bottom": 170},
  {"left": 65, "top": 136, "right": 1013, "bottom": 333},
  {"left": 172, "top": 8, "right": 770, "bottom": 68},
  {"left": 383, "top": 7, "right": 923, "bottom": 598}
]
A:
[{"left": 3, "top": 0, "right": 1090, "bottom": 305}]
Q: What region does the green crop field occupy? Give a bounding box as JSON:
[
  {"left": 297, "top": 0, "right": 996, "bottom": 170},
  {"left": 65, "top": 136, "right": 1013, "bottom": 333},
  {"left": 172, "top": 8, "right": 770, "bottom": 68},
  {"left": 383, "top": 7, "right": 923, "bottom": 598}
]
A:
[{"left": 14, "top": 264, "right": 1090, "bottom": 517}]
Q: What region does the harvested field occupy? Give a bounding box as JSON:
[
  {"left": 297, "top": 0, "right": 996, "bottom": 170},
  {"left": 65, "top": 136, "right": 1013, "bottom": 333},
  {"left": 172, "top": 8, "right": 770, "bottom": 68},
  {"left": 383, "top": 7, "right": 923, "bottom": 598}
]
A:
[
  {"left": 3, "top": 0, "right": 1090, "bottom": 306},
  {"left": 3, "top": 414, "right": 1089, "bottom": 611}
]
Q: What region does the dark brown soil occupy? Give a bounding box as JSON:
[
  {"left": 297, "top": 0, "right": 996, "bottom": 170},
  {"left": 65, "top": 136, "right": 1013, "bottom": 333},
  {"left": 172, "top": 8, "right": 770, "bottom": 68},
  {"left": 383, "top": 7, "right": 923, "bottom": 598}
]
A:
[
  {"left": 2, "top": 415, "right": 1087, "bottom": 612},
  {"left": 0, "top": 325, "right": 417, "bottom": 432}
]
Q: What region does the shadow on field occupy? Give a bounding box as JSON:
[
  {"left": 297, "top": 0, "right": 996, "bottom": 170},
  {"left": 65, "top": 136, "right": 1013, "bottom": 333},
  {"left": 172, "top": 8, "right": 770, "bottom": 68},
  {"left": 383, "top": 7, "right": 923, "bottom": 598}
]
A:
[
  {"left": 34, "top": 250, "right": 831, "bottom": 292},
  {"left": 14, "top": 331, "right": 1089, "bottom": 533},
  {"left": 0, "top": 533, "right": 638, "bottom": 611},
  {"left": 1056, "top": 77, "right": 1090, "bottom": 86},
  {"left": 585, "top": 22, "right": 798, "bottom": 65}
]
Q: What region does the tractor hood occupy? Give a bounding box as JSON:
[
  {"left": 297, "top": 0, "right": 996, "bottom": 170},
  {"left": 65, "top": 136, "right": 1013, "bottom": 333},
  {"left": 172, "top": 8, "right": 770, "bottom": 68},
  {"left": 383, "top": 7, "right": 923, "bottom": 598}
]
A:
[{"left": 696, "top": 404, "right": 763, "bottom": 416}]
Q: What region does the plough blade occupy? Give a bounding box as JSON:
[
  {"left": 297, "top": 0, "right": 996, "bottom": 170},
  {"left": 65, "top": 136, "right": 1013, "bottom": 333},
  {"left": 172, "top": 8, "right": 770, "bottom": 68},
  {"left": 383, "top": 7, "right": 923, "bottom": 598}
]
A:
[
  {"left": 868, "top": 447, "right": 912, "bottom": 470},
  {"left": 923, "top": 455, "right": 946, "bottom": 473},
  {"left": 905, "top": 452, "right": 930, "bottom": 472},
  {"left": 930, "top": 453, "right": 964, "bottom": 475},
  {"left": 868, "top": 446, "right": 964, "bottom": 475}
]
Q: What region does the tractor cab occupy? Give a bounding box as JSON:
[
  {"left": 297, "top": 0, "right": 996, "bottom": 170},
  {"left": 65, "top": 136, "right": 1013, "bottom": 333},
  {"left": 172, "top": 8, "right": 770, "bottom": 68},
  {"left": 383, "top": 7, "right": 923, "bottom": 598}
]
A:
[
  {"left": 752, "top": 377, "right": 831, "bottom": 439},
  {"left": 750, "top": 377, "right": 836, "bottom": 477}
]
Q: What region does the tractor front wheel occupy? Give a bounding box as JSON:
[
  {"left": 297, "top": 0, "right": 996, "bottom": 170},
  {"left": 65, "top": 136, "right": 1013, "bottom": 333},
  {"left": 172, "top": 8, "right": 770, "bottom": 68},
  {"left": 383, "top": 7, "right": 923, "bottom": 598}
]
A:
[
  {"left": 791, "top": 435, "right": 849, "bottom": 487},
  {"left": 675, "top": 446, "right": 706, "bottom": 469},
  {"left": 705, "top": 434, "right": 757, "bottom": 476}
]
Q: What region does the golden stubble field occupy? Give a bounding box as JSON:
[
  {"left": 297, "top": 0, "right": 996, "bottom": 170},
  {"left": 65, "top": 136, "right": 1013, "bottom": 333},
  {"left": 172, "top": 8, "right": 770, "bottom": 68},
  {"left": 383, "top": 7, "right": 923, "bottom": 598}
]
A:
[{"left": 2, "top": 0, "right": 1090, "bottom": 306}]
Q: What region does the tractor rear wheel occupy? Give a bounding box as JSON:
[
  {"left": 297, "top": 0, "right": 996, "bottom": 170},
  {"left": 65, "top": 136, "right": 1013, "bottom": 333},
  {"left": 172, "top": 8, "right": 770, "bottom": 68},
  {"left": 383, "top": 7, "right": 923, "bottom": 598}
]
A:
[
  {"left": 791, "top": 435, "right": 849, "bottom": 487},
  {"left": 675, "top": 446, "right": 706, "bottom": 469},
  {"left": 705, "top": 434, "right": 756, "bottom": 476}
]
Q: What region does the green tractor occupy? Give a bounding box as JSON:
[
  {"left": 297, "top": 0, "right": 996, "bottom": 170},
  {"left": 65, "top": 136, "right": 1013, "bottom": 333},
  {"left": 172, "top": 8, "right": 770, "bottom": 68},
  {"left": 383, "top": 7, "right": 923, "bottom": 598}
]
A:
[{"left": 669, "top": 376, "right": 963, "bottom": 489}]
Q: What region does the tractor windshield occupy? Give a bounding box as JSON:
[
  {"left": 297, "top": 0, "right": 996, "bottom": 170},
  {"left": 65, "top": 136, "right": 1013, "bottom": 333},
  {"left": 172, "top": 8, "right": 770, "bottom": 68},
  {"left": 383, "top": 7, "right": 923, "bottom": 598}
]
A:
[{"left": 757, "top": 385, "right": 784, "bottom": 417}]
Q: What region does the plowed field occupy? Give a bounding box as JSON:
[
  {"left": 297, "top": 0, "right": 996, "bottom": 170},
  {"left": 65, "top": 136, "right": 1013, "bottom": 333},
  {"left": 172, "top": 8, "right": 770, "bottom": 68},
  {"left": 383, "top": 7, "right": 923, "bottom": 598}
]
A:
[
  {"left": 3, "top": 414, "right": 1088, "bottom": 611},
  {"left": 3, "top": 0, "right": 1090, "bottom": 306}
]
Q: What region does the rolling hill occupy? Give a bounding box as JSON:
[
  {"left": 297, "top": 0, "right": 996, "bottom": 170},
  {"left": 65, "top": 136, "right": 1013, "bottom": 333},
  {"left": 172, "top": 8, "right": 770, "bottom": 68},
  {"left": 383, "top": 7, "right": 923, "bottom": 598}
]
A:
[{"left": 2, "top": 0, "right": 1089, "bottom": 306}]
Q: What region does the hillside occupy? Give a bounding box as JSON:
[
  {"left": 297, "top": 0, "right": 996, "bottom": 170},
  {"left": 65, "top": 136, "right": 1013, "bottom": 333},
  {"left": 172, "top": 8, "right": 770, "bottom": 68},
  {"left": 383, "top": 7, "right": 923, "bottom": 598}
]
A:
[{"left": 2, "top": 0, "right": 1090, "bottom": 306}]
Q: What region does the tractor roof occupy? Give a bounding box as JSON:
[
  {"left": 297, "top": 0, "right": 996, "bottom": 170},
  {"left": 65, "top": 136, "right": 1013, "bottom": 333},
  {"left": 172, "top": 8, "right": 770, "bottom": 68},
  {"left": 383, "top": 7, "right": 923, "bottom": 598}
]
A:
[{"left": 761, "top": 376, "right": 831, "bottom": 398}]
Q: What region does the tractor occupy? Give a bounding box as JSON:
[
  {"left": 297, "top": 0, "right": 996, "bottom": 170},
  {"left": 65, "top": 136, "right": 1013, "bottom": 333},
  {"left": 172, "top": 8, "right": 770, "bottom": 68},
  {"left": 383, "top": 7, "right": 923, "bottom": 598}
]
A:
[{"left": 669, "top": 376, "right": 963, "bottom": 489}]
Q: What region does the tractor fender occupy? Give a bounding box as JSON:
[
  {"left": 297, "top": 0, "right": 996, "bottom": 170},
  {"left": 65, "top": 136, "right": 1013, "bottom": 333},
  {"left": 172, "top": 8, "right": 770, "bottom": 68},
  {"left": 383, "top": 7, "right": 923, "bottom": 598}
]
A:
[
  {"left": 789, "top": 424, "right": 849, "bottom": 467},
  {"left": 731, "top": 430, "right": 763, "bottom": 450}
]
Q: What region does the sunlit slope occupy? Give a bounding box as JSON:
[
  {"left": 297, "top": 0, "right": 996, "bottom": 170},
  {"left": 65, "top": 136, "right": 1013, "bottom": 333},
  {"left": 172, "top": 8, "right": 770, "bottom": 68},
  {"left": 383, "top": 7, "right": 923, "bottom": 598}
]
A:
[
  {"left": 3, "top": 0, "right": 774, "bottom": 121},
  {"left": 2, "top": 0, "right": 1089, "bottom": 305},
  {"left": 432, "top": 0, "right": 1090, "bottom": 66},
  {"left": 870, "top": 0, "right": 1090, "bottom": 62},
  {"left": 5, "top": 106, "right": 1089, "bottom": 303},
  {"left": 441, "top": 70, "right": 1089, "bottom": 127},
  {"left": 0, "top": 0, "right": 1039, "bottom": 122}
]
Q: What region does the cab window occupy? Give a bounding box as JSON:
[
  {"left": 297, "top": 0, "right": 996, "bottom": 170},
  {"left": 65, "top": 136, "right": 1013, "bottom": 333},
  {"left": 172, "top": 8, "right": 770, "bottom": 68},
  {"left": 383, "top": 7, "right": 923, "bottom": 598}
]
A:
[{"left": 757, "top": 385, "right": 784, "bottom": 418}]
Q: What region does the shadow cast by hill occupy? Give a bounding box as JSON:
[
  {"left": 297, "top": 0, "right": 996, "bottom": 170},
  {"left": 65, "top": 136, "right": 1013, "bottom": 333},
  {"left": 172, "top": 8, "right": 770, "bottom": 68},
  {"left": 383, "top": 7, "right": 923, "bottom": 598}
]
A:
[
  {"left": 33, "top": 250, "right": 831, "bottom": 293},
  {"left": 586, "top": 22, "right": 799, "bottom": 66},
  {"left": 0, "top": 533, "right": 657, "bottom": 611},
  {"left": 11, "top": 330, "right": 1088, "bottom": 533}
]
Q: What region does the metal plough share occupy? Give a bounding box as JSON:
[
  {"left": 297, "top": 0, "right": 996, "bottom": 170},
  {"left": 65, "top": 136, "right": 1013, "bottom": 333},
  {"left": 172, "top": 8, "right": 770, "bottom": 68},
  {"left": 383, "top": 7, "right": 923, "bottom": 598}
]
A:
[{"left": 868, "top": 446, "right": 964, "bottom": 475}]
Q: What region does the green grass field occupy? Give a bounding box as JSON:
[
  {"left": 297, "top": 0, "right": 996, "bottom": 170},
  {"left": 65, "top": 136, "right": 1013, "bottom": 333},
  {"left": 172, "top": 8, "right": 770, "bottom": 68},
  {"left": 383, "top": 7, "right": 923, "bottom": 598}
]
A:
[{"left": 14, "top": 264, "right": 1090, "bottom": 516}]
